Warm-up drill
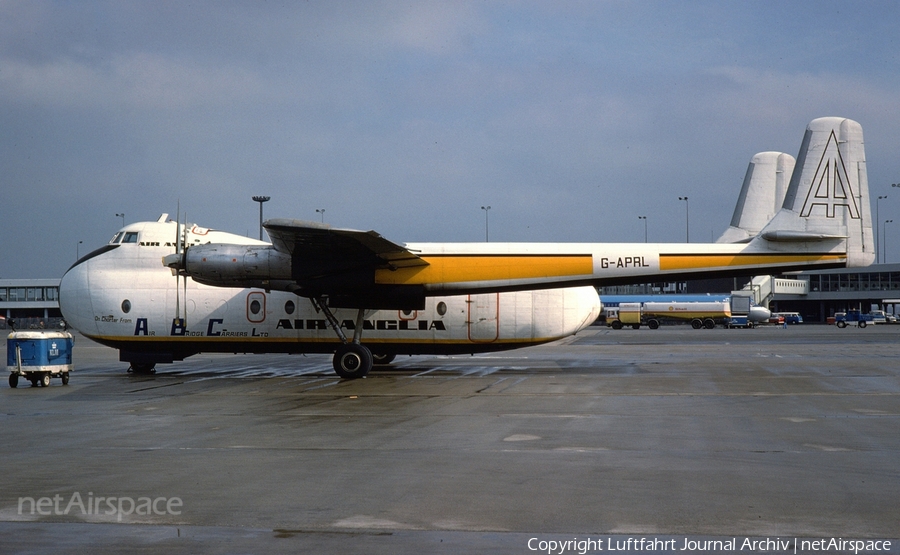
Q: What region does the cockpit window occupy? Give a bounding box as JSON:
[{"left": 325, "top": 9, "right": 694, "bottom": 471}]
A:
[
  {"left": 122, "top": 232, "right": 139, "bottom": 243},
  {"left": 110, "top": 232, "right": 125, "bottom": 244}
]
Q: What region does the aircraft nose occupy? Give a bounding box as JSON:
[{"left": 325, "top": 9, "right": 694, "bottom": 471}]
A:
[
  {"left": 59, "top": 259, "right": 96, "bottom": 336},
  {"left": 750, "top": 306, "right": 771, "bottom": 323}
]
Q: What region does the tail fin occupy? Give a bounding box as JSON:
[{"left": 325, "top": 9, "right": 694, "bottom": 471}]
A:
[
  {"left": 753, "top": 117, "right": 874, "bottom": 267},
  {"left": 717, "top": 151, "right": 795, "bottom": 243}
]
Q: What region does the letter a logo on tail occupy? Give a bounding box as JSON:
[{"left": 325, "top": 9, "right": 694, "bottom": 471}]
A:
[{"left": 800, "top": 130, "right": 860, "bottom": 219}]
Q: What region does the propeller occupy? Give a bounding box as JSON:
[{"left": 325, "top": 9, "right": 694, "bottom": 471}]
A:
[
  {"left": 174, "top": 207, "right": 181, "bottom": 326},
  {"left": 180, "top": 212, "right": 188, "bottom": 326},
  {"left": 162, "top": 205, "right": 189, "bottom": 335}
]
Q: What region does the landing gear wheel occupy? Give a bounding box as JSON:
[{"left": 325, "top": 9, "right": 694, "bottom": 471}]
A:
[
  {"left": 61, "top": 373, "right": 70, "bottom": 385},
  {"left": 40, "top": 373, "right": 51, "bottom": 387},
  {"left": 703, "top": 318, "right": 716, "bottom": 329},
  {"left": 691, "top": 319, "right": 703, "bottom": 330},
  {"left": 9, "top": 374, "right": 18, "bottom": 388},
  {"left": 333, "top": 344, "right": 373, "bottom": 379},
  {"left": 128, "top": 363, "right": 156, "bottom": 374},
  {"left": 372, "top": 353, "right": 396, "bottom": 365}
]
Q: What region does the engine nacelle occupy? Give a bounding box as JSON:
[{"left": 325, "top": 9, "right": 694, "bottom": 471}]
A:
[{"left": 182, "top": 244, "right": 293, "bottom": 288}]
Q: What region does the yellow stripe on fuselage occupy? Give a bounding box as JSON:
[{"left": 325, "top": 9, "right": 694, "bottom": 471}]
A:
[
  {"left": 374, "top": 251, "right": 843, "bottom": 285},
  {"left": 659, "top": 253, "right": 845, "bottom": 271},
  {"left": 374, "top": 255, "right": 594, "bottom": 285}
]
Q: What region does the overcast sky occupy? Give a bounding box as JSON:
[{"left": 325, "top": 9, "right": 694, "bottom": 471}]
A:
[{"left": 3, "top": 1, "right": 900, "bottom": 278}]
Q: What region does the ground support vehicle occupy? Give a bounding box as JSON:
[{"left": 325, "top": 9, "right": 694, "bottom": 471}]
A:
[
  {"left": 7, "top": 331, "right": 74, "bottom": 388},
  {"left": 608, "top": 301, "right": 729, "bottom": 330},
  {"left": 835, "top": 311, "right": 874, "bottom": 329}
]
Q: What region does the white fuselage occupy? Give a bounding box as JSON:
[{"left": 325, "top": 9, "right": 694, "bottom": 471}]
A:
[{"left": 58, "top": 220, "right": 602, "bottom": 366}]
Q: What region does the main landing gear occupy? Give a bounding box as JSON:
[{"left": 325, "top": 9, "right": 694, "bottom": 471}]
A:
[
  {"left": 313, "top": 297, "right": 373, "bottom": 380},
  {"left": 333, "top": 343, "right": 373, "bottom": 379}
]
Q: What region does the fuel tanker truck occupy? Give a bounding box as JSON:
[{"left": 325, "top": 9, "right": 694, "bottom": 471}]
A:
[{"left": 605, "top": 296, "right": 768, "bottom": 330}]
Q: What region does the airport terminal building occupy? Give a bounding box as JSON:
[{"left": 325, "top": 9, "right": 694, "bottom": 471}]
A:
[
  {"left": 0, "top": 279, "right": 63, "bottom": 330},
  {"left": 4, "top": 265, "right": 900, "bottom": 329},
  {"left": 764, "top": 263, "right": 900, "bottom": 322}
]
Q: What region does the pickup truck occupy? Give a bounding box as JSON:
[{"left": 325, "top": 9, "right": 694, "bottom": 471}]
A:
[{"left": 834, "top": 310, "right": 874, "bottom": 328}]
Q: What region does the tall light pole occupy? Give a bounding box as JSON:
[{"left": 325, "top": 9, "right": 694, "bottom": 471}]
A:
[
  {"left": 76, "top": 240, "right": 83, "bottom": 260},
  {"left": 115, "top": 213, "right": 125, "bottom": 227},
  {"left": 888, "top": 184, "right": 900, "bottom": 261},
  {"left": 884, "top": 220, "right": 893, "bottom": 264},
  {"left": 481, "top": 206, "right": 491, "bottom": 242},
  {"left": 877, "top": 196, "right": 887, "bottom": 263},
  {"left": 316, "top": 208, "right": 325, "bottom": 223},
  {"left": 638, "top": 216, "right": 647, "bottom": 242},
  {"left": 252, "top": 196, "right": 270, "bottom": 241},
  {"left": 678, "top": 197, "right": 689, "bottom": 242}
]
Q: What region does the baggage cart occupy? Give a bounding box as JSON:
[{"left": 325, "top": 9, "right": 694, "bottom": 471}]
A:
[{"left": 7, "top": 331, "right": 74, "bottom": 388}]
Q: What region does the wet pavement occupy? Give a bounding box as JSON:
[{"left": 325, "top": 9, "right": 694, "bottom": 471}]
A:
[{"left": 1, "top": 325, "right": 898, "bottom": 553}]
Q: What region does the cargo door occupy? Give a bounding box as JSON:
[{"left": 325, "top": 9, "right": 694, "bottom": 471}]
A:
[{"left": 467, "top": 293, "right": 499, "bottom": 342}]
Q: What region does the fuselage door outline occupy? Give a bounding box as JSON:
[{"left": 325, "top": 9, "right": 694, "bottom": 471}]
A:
[
  {"left": 467, "top": 293, "right": 499, "bottom": 343},
  {"left": 246, "top": 291, "right": 266, "bottom": 324}
]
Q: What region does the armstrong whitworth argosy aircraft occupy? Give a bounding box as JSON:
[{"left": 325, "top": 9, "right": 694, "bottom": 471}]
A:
[{"left": 59, "top": 117, "right": 874, "bottom": 378}]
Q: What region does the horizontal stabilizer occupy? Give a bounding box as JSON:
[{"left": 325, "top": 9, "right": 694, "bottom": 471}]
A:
[{"left": 760, "top": 230, "right": 847, "bottom": 242}]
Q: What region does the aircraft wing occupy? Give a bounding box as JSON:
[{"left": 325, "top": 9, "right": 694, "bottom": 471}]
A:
[{"left": 263, "top": 219, "right": 429, "bottom": 278}]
